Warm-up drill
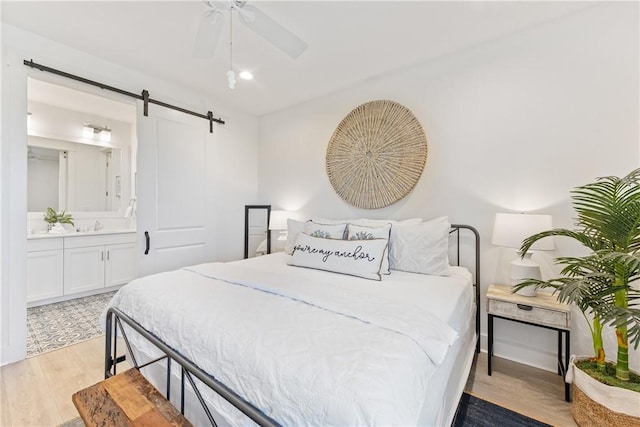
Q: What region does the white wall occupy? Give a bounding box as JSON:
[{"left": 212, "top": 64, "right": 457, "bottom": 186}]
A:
[
  {"left": 1, "top": 24, "right": 259, "bottom": 364},
  {"left": 257, "top": 3, "right": 639, "bottom": 372}
]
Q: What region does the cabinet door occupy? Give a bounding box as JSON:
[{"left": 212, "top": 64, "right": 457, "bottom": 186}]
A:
[
  {"left": 64, "top": 246, "right": 105, "bottom": 294},
  {"left": 105, "top": 243, "right": 137, "bottom": 287},
  {"left": 27, "top": 249, "right": 64, "bottom": 302}
]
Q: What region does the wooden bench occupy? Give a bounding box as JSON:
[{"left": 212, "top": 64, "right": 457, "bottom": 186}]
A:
[{"left": 72, "top": 368, "right": 192, "bottom": 426}]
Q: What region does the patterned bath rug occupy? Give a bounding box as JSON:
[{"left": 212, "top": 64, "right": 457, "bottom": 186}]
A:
[{"left": 27, "top": 291, "right": 117, "bottom": 357}]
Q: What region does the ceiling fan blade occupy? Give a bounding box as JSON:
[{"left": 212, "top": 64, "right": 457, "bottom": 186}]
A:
[
  {"left": 193, "top": 9, "right": 225, "bottom": 58},
  {"left": 237, "top": 4, "right": 307, "bottom": 59},
  {"left": 210, "top": 1, "right": 231, "bottom": 12}
]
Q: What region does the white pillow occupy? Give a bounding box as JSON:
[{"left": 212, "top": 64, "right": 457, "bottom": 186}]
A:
[
  {"left": 358, "top": 218, "right": 422, "bottom": 227},
  {"left": 285, "top": 219, "right": 308, "bottom": 255},
  {"left": 347, "top": 223, "right": 391, "bottom": 274},
  {"left": 389, "top": 216, "right": 451, "bottom": 276},
  {"left": 311, "top": 216, "right": 349, "bottom": 225},
  {"left": 304, "top": 221, "right": 347, "bottom": 240},
  {"left": 288, "top": 233, "right": 388, "bottom": 281},
  {"left": 312, "top": 217, "right": 422, "bottom": 227}
]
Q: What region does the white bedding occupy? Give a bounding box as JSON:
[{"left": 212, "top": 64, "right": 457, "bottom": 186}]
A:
[{"left": 103, "top": 252, "right": 474, "bottom": 426}]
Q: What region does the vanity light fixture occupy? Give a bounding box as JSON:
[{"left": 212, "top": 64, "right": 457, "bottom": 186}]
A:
[
  {"left": 100, "top": 128, "right": 112, "bottom": 142},
  {"left": 82, "top": 124, "right": 94, "bottom": 138},
  {"left": 83, "top": 123, "right": 112, "bottom": 141}
]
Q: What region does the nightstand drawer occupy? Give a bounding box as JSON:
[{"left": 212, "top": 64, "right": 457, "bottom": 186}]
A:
[{"left": 488, "top": 299, "right": 569, "bottom": 330}]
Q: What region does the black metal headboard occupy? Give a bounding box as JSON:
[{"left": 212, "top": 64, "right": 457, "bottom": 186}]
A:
[{"left": 450, "top": 224, "right": 481, "bottom": 353}]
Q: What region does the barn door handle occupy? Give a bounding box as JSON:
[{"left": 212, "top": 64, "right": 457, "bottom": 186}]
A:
[{"left": 144, "top": 231, "right": 150, "bottom": 255}]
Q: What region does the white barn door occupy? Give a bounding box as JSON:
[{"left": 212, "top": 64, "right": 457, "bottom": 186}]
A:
[{"left": 136, "top": 103, "right": 218, "bottom": 276}]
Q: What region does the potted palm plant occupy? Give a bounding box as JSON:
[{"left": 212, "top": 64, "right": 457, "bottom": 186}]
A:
[{"left": 515, "top": 169, "right": 640, "bottom": 426}]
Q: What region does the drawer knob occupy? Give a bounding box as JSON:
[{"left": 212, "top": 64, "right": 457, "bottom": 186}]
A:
[{"left": 517, "top": 304, "right": 533, "bottom": 311}]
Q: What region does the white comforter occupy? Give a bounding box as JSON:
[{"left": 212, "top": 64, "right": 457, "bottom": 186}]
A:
[{"left": 103, "top": 253, "right": 473, "bottom": 426}]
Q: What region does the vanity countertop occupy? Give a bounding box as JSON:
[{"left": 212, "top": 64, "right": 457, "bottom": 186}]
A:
[{"left": 28, "top": 229, "right": 136, "bottom": 240}]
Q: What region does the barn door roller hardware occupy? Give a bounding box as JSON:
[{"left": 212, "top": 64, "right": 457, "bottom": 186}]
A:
[{"left": 23, "top": 59, "right": 225, "bottom": 132}]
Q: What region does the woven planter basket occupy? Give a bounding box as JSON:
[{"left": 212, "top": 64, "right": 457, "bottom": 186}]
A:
[
  {"left": 326, "top": 100, "right": 427, "bottom": 209},
  {"left": 573, "top": 386, "right": 640, "bottom": 427},
  {"left": 569, "top": 360, "right": 640, "bottom": 427}
]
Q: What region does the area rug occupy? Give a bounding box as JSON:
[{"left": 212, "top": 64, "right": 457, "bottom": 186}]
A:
[
  {"left": 27, "top": 291, "right": 117, "bottom": 357},
  {"left": 453, "top": 392, "right": 551, "bottom": 426},
  {"left": 59, "top": 391, "right": 549, "bottom": 427}
]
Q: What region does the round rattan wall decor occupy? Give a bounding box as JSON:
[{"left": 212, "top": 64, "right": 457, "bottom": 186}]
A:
[{"left": 326, "top": 100, "right": 428, "bottom": 209}]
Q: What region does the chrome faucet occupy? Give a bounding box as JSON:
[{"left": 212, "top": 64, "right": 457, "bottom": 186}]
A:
[{"left": 94, "top": 220, "right": 103, "bottom": 231}]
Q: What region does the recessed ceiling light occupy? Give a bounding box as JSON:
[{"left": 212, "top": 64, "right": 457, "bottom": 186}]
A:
[{"left": 238, "top": 71, "right": 253, "bottom": 80}]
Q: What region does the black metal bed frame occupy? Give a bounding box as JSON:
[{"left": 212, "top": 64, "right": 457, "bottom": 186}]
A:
[
  {"left": 104, "top": 224, "right": 480, "bottom": 426},
  {"left": 450, "top": 224, "right": 481, "bottom": 353}
]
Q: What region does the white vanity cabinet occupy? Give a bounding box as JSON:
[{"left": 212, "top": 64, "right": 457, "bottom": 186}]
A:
[
  {"left": 27, "top": 237, "right": 64, "bottom": 302},
  {"left": 64, "top": 233, "right": 137, "bottom": 294},
  {"left": 27, "top": 231, "right": 137, "bottom": 306}
]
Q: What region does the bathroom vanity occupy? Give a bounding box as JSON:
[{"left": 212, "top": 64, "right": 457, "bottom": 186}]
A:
[{"left": 27, "top": 230, "right": 136, "bottom": 307}]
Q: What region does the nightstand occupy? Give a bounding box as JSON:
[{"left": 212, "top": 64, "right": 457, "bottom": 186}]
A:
[{"left": 487, "top": 284, "right": 571, "bottom": 402}]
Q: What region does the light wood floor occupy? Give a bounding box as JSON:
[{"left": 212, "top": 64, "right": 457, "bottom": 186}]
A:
[
  {"left": 0, "top": 337, "right": 105, "bottom": 426},
  {"left": 466, "top": 352, "right": 576, "bottom": 427},
  {"left": 0, "top": 338, "right": 576, "bottom": 426}
]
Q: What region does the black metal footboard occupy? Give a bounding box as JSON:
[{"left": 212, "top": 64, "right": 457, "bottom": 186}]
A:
[{"left": 104, "top": 307, "right": 280, "bottom": 427}]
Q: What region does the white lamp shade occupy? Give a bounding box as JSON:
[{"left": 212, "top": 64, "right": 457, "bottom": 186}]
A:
[
  {"left": 491, "top": 213, "right": 554, "bottom": 251},
  {"left": 269, "top": 210, "right": 294, "bottom": 231}
]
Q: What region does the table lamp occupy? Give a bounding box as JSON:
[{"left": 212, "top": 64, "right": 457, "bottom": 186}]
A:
[
  {"left": 269, "top": 210, "right": 296, "bottom": 242},
  {"left": 491, "top": 212, "right": 553, "bottom": 296}
]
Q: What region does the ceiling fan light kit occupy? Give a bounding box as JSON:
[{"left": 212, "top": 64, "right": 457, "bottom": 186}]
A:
[
  {"left": 227, "top": 70, "right": 236, "bottom": 89},
  {"left": 194, "top": 0, "right": 307, "bottom": 89}
]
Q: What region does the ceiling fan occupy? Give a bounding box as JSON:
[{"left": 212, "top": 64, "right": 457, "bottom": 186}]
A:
[{"left": 193, "top": 1, "right": 308, "bottom": 60}]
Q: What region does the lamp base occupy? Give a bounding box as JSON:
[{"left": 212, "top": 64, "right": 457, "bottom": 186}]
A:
[
  {"left": 513, "top": 283, "right": 537, "bottom": 297},
  {"left": 509, "top": 252, "right": 541, "bottom": 297}
]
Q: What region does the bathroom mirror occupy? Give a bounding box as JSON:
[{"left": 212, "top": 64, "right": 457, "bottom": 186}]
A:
[
  {"left": 27, "top": 77, "right": 135, "bottom": 218},
  {"left": 28, "top": 137, "right": 122, "bottom": 212},
  {"left": 244, "top": 205, "right": 271, "bottom": 258}
]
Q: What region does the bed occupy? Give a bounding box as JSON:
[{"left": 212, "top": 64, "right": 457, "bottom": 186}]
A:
[{"left": 102, "top": 219, "right": 480, "bottom": 426}]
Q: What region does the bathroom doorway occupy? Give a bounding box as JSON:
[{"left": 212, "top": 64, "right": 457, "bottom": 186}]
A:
[{"left": 25, "top": 78, "right": 137, "bottom": 356}]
